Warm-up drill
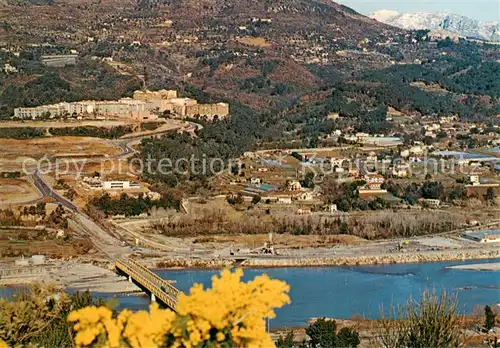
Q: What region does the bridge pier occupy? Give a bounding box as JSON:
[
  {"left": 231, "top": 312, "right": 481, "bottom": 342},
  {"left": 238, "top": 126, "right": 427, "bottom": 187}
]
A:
[
  {"left": 128, "top": 275, "right": 132, "bottom": 283},
  {"left": 151, "top": 293, "right": 156, "bottom": 303}
]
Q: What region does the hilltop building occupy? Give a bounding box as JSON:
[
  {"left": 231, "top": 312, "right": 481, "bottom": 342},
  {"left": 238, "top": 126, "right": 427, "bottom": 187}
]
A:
[
  {"left": 13, "top": 89, "right": 230, "bottom": 121},
  {"left": 14, "top": 98, "right": 155, "bottom": 121},
  {"left": 133, "top": 89, "right": 178, "bottom": 101}
]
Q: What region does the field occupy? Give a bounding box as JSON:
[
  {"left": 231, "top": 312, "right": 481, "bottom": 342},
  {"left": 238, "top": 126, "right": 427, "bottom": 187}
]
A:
[
  {"left": 235, "top": 36, "right": 271, "bottom": 47},
  {"left": 0, "top": 227, "right": 93, "bottom": 259},
  {"left": 0, "top": 136, "right": 121, "bottom": 171},
  {"left": 0, "top": 178, "right": 41, "bottom": 208}
]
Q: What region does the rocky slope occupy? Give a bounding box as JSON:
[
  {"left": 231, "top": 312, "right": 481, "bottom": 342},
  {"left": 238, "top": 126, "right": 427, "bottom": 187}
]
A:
[{"left": 370, "top": 10, "right": 500, "bottom": 41}]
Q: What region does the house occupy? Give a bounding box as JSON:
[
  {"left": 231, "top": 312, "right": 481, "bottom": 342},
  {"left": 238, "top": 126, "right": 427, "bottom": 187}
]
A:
[
  {"left": 3, "top": 63, "right": 18, "bottom": 74},
  {"left": 83, "top": 177, "right": 140, "bottom": 190},
  {"left": 264, "top": 194, "right": 293, "bottom": 204},
  {"left": 296, "top": 191, "right": 314, "bottom": 201},
  {"left": 468, "top": 175, "right": 480, "bottom": 185},
  {"left": 327, "top": 204, "right": 338, "bottom": 213},
  {"left": 424, "top": 123, "right": 441, "bottom": 132},
  {"left": 331, "top": 158, "right": 346, "bottom": 168},
  {"left": 250, "top": 177, "right": 262, "bottom": 185},
  {"left": 287, "top": 180, "right": 302, "bottom": 191},
  {"left": 297, "top": 209, "right": 312, "bottom": 216},
  {"left": 440, "top": 115, "right": 458, "bottom": 124},
  {"left": 423, "top": 199, "right": 441, "bottom": 208},
  {"left": 409, "top": 146, "right": 424, "bottom": 155},
  {"left": 348, "top": 168, "right": 359, "bottom": 177},
  {"left": 461, "top": 230, "right": 500, "bottom": 243},
  {"left": 102, "top": 181, "right": 140, "bottom": 190},
  {"left": 366, "top": 152, "right": 378, "bottom": 163},
  {"left": 363, "top": 174, "right": 385, "bottom": 190},
  {"left": 278, "top": 197, "right": 293, "bottom": 204},
  {"left": 392, "top": 165, "right": 410, "bottom": 178}
]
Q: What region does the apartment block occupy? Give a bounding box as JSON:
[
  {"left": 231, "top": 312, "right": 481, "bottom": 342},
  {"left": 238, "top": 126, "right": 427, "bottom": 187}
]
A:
[{"left": 13, "top": 89, "right": 227, "bottom": 121}]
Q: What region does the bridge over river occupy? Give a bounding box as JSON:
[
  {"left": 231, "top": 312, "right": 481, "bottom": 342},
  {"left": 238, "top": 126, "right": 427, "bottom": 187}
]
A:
[{"left": 115, "top": 258, "right": 182, "bottom": 311}]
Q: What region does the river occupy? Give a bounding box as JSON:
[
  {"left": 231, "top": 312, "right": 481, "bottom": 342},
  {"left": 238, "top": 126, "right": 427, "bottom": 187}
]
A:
[{"left": 103, "top": 258, "right": 500, "bottom": 329}]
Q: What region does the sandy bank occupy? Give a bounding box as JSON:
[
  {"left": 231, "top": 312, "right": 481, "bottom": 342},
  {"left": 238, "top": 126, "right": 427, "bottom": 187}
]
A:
[
  {"left": 447, "top": 262, "right": 500, "bottom": 271},
  {"left": 0, "top": 260, "right": 139, "bottom": 293}
]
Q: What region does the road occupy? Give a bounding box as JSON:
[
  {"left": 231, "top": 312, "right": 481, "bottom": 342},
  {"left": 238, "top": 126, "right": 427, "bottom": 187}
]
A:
[
  {"left": 26, "top": 121, "right": 202, "bottom": 258},
  {"left": 28, "top": 121, "right": 199, "bottom": 212},
  {"left": 30, "top": 170, "right": 79, "bottom": 212}
]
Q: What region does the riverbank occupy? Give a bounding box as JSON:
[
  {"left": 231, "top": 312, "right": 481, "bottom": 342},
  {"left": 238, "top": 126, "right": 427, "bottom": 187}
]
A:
[
  {"left": 0, "top": 260, "right": 139, "bottom": 293},
  {"left": 153, "top": 248, "right": 500, "bottom": 269},
  {"left": 1, "top": 247, "right": 499, "bottom": 294},
  {"left": 447, "top": 262, "right": 500, "bottom": 271}
]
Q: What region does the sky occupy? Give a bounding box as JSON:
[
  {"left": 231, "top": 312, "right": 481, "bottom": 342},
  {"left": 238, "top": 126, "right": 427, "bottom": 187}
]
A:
[{"left": 336, "top": 0, "right": 500, "bottom": 22}]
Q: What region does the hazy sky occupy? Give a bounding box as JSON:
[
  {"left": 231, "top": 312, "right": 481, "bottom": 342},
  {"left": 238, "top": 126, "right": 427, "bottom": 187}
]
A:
[{"left": 336, "top": 0, "right": 500, "bottom": 22}]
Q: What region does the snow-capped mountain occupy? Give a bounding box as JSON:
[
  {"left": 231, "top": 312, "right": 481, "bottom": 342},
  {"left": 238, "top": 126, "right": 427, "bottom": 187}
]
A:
[{"left": 370, "top": 10, "right": 500, "bottom": 42}]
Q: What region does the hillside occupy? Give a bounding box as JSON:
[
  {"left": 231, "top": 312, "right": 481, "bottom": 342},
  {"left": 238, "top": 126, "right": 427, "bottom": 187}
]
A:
[
  {"left": 0, "top": 0, "right": 498, "bottom": 117},
  {"left": 0, "top": 0, "right": 405, "bottom": 110}
]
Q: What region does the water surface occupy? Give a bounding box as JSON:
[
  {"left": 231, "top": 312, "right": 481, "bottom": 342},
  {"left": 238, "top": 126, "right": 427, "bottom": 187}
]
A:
[{"left": 149, "top": 259, "right": 500, "bottom": 327}]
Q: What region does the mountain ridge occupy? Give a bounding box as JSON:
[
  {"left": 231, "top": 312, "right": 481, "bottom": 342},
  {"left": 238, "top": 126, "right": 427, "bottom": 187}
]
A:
[{"left": 370, "top": 10, "right": 500, "bottom": 41}]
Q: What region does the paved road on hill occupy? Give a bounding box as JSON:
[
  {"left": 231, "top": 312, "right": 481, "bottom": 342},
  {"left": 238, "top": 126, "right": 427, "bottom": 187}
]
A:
[
  {"left": 28, "top": 121, "right": 196, "bottom": 212},
  {"left": 26, "top": 122, "right": 200, "bottom": 257}
]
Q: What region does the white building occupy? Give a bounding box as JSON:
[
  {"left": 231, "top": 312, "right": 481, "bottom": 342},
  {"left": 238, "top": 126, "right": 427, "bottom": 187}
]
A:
[
  {"left": 3, "top": 63, "right": 18, "bottom": 74},
  {"left": 278, "top": 196, "right": 292, "bottom": 204},
  {"left": 468, "top": 175, "right": 480, "bottom": 186},
  {"left": 250, "top": 177, "right": 262, "bottom": 185},
  {"left": 13, "top": 98, "right": 155, "bottom": 121},
  {"left": 392, "top": 166, "right": 409, "bottom": 178},
  {"left": 102, "top": 181, "right": 140, "bottom": 190},
  {"left": 14, "top": 103, "right": 70, "bottom": 119},
  {"left": 287, "top": 180, "right": 302, "bottom": 191},
  {"left": 409, "top": 146, "right": 425, "bottom": 155}
]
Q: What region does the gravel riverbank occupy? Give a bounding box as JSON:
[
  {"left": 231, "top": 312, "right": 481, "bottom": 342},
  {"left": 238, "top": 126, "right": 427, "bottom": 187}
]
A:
[
  {"left": 153, "top": 248, "right": 500, "bottom": 269},
  {"left": 0, "top": 260, "right": 139, "bottom": 293}
]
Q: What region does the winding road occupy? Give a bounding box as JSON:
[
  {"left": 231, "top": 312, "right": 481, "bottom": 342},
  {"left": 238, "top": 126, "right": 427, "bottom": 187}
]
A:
[{"left": 26, "top": 121, "right": 200, "bottom": 258}]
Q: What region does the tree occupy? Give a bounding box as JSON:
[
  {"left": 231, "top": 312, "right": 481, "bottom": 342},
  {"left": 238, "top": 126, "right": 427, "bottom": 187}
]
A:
[
  {"left": 276, "top": 331, "right": 295, "bottom": 348},
  {"left": 378, "top": 290, "right": 464, "bottom": 348},
  {"left": 227, "top": 193, "right": 244, "bottom": 206},
  {"left": 0, "top": 285, "right": 113, "bottom": 347},
  {"left": 484, "top": 188, "right": 497, "bottom": 204},
  {"left": 64, "top": 188, "right": 76, "bottom": 200},
  {"left": 306, "top": 318, "right": 337, "bottom": 348},
  {"left": 35, "top": 202, "right": 46, "bottom": 217},
  {"left": 485, "top": 305, "right": 496, "bottom": 331},
  {"left": 305, "top": 318, "right": 359, "bottom": 348},
  {"left": 252, "top": 195, "right": 262, "bottom": 205},
  {"left": 336, "top": 327, "right": 360, "bottom": 348},
  {"left": 339, "top": 221, "right": 349, "bottom": 235},
  {"left": 301, "top": 172, "right": 315, "bottom": 189},
  {"left": 420, "top": 181, "right": 444, "bottom": 199},
  {"left": 67, "top": 269, "right": 289, "bottom": 347}
]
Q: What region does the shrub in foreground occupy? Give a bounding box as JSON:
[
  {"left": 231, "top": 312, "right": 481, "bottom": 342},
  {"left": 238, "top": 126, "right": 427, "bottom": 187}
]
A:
[
  {"left": 378, "top": 290, "right": 464, "bottom": 348},
  {"left": 68, "top": 269, "right": 290, "bottom": 347}
]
